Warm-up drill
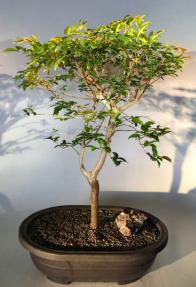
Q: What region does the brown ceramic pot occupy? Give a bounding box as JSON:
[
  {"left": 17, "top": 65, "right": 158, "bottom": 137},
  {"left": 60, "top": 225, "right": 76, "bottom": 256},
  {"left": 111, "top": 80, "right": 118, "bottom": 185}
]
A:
[{"left": 19, "top": 205, "right": 168, "bottom": 285}]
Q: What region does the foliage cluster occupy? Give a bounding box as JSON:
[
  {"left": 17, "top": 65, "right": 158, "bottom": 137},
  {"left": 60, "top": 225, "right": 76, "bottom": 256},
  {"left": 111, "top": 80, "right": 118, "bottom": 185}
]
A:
[{"left": 6, "top": 15, "right": 186, "bottom": 167}]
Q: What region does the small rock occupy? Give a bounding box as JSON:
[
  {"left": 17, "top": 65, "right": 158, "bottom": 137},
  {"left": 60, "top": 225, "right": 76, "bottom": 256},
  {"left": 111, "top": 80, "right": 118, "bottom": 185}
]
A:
[
  {"left": 115, "top": 211, "right": 149, "bottom": 237},
  {"left": 115, "top": 212, "right": 132, "bottom": 237},
  {"left": 129, "top": 211, "right": 148, "bottom": 235},
  {"left": 132, "top": 212, "right": 147, "bottom": 224},
  {"left": 119, "top": 225, "right": 132, "bottom": 237}
]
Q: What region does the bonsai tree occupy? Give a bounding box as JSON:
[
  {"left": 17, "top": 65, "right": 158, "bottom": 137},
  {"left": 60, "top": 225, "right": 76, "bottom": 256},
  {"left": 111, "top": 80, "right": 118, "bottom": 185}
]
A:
[{"left": 6, "top": 15, "right": 186, "bottom": 229}]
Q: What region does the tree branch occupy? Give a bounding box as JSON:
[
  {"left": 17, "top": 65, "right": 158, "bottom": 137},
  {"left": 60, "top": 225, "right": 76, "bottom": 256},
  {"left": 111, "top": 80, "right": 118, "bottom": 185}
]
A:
[
  {"left": 92, "top": 120, "right": 115, "bottom": 178},
  {"left": 119, "top": 99, "right": 138, "bottom": 112},
  {"left": 92, "top": 150, "right": 108, "bottom": 178},
  {"left": 79, "top": 146, "right": 89, "bottom": 179}
]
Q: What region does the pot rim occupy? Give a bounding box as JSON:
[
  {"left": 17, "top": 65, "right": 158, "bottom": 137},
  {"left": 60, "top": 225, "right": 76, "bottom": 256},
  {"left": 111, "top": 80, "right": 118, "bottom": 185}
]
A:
[{"left": 19, "top": 205, "right": 168, "bottom": 258}]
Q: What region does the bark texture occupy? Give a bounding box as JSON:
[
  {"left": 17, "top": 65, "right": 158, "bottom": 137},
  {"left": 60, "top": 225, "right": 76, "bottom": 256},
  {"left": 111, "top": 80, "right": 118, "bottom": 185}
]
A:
[{"left": 90, "top": 179, "right": 99, "bottom": 229}]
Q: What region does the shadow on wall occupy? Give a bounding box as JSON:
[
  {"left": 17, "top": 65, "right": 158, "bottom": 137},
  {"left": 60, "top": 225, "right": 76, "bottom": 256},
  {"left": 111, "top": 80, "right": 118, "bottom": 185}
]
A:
[
  {"left": 141, "top": 88, "right": 196, "bottom": 194},
  {"left": 0, "top": 73, "right": 48, "bottom": 156},
  {"left": 0, "top": 74, "right": 49, "bottom": 213},
  {"left": 0, "top": 40, "right": 26, "bottom": 74},
  {"left": 0, "top": 192, "right": 14, "bottom": 212}
]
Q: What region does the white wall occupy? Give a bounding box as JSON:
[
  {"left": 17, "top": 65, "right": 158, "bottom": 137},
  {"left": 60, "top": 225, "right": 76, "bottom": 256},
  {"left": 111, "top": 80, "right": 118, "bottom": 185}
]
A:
[{"left": 0, "top": 0, "right": 196, "bottom": 212}]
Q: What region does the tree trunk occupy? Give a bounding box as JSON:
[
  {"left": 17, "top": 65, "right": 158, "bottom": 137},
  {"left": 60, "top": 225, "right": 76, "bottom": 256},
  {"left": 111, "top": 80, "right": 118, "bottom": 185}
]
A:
[{"left": 90, "top": 179, "right": 99, "bottom": 229}]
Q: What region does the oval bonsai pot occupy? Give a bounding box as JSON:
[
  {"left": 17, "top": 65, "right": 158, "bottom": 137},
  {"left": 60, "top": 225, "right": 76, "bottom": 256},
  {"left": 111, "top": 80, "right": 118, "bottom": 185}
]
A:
[{"left": 19, "top": 205, "right": 168, "bottom": 285}]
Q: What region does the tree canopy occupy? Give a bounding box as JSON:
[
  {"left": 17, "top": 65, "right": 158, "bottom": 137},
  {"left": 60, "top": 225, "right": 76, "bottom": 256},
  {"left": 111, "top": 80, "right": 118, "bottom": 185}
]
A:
[{"left": 5, "top": 15, "right": 186, "bottom": 167}]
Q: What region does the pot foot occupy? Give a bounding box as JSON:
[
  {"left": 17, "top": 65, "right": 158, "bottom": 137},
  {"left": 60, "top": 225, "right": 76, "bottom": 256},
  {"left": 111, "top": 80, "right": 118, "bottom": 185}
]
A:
[{"left": 47, "top": 275, "right": 72, "bottom": 285}]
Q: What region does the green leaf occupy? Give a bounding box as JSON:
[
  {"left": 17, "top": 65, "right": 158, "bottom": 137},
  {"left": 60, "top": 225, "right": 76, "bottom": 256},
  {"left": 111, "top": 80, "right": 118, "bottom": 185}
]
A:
[
  {"left": 46, "top": 136, "right": 60, "bottom": 142},
  {"left": 162, "top": 155, "right": 172, "bottom": 162},
  {"left": 128, "top": 133, "right": 141, "bottom": 139},
  {"left": 3, "top": 47, "right": 18, "bottom": 52},
  {"left": 23, "top": 107, "right": 36, "bottom": 116},
  {"left": 32, "top": 35, "right": 38, "bottom": 42},
  {"left": 141, "top": 121, "right": 154, "bottom": 132},
  {"left": 53, "top": 100, "right": 76, "bottom": 116},
  {"left": 131, "top": 116, "right": 143, "bottom": 126},
  {"left": 89, "top": 145, "right": 98, "bottom": 151},
  {"left": 54, "top": 60, "right": 61, "bottom": 71},
  {"left": 55, "top": 140, "right": 69, "bottom": 148},
  {"left": 97, "top": 137, "right": 107, "bottom": 146},
  {"left": 64, "top": 26, "right": 71, "bottom": 35},
  {"left": 148, "top": 132, "right": 159, "bottom": 141},
  {"left": 114, "top": 114, "right": 122, "bottom": 127},
  {"left": 151, "top": 145, "right": 158, "bottom": 157},
  {"left": 111, "top": 152, "right": 127, "bottom": 166}
]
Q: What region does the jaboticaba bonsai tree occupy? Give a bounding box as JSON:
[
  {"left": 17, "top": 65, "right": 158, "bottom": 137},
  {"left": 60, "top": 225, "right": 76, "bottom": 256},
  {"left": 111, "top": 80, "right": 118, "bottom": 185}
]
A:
[{"left": 6, "top": 15, "right": 186, "bottom": 229}]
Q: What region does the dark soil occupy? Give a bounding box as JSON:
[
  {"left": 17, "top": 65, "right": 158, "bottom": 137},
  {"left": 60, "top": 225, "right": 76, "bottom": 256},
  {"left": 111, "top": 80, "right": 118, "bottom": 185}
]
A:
[{"left": 28, "top": 207, "right": 159, "bottom": 251}]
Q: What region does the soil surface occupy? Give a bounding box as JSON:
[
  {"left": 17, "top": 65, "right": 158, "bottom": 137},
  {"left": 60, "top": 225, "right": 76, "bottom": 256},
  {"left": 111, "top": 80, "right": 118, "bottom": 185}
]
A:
[{"left": 28, "top": 207, "right": 159, "bottom": 251}]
